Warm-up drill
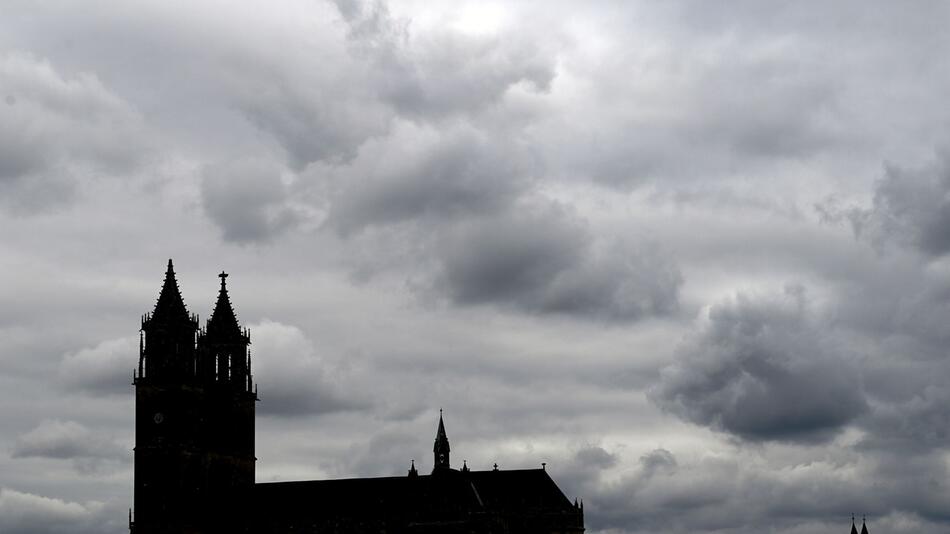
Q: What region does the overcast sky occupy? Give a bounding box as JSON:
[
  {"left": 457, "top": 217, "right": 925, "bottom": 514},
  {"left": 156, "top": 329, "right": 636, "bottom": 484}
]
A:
[{"left": 2, "top": 1, "right": 950, "bottom": 533}]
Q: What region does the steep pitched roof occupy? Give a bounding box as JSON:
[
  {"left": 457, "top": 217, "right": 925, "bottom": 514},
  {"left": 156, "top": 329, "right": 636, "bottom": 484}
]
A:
[
  {"left": 466, "top": 469, "right": 574, "bottom": 511},
  {"left": 253, "top": 468, "right": 578, "bottom": 526},
  {"left": 150, "top": 259, "right": 190, "bottom": 324}
]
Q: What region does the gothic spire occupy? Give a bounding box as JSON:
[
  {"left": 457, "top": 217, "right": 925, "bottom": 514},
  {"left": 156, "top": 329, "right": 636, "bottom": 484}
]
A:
[
  {"left": 150, "top": 259, "right": 190, "bottom": 324},
  {"left": 850, "top": 515, "right": 858, "bottom": 534},
  {"left": 206, "top": 271, "right": 242, "bottom": 339},
  {"left": 433, "top": 409, "right": 451, "bottom": 471},
  {"left": 140, "top": 260, "right": 198, "bottom": 381},
  {"left": 860, "top": 517, "right": 868, "bottom": 534}
]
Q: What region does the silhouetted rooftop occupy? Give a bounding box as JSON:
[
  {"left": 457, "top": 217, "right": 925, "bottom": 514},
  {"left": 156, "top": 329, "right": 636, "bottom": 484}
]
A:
[{"left": 254, "top": 468, "right": 577, "bottom": 522}]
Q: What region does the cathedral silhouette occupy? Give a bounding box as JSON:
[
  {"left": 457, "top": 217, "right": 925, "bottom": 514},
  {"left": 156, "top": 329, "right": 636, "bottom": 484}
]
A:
[{"left": 130, "top": 260, "right": 585, "bottom": 533}]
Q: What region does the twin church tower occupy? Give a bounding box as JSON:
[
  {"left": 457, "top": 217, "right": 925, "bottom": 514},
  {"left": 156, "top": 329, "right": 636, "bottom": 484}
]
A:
[
  {"left": 132, "top": 260, "right": 256, "bottom": 532},
  {"left": 131, "top": 260, "right": 584, "bottom": 534}
]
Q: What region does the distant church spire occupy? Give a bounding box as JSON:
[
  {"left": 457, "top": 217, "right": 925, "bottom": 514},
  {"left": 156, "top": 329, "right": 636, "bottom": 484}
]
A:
[
  {"left": 433, "top": 409, "right": 451, "bottom": 472},
  {"left": 850, "top": 515, "right": 858, "bottom": 534},
  {"left": 860, "top": 516, "right": 868, "bottom": 534}
]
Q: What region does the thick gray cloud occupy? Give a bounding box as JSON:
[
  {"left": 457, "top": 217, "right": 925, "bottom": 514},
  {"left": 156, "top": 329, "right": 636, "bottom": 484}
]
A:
[
  {"left": 0, "top": 52, "right": 146, "bottom": 213},
  {"left": 566, "top": 447, "right": 950, "bottom": 534},
  {"left": 861, "top": 385, "right": 950, "bottom": 453},
  {"left": 652, "top": 286, "right": 867, "bottom": 442},
  {"left": 58, "top": 337, "right": 135, "bottom": 396},
  {"left": 846, "top": 152, "right": 950, "bottom": 257},
  {"left": 11, "top": 420, "right": 128, "bottom": 475},
  {"left": 12, "top": 420, "right": 123, "bottom": 461},
  {"left": 201, "top": 160, "right": 301, "bottom": 244},
  {"left": 233, "top": 74, "right": 389, "bottom": 170},
  {"left": 250, "top": 320, "right": 367, "bottom": 417},
  {"left": 226, "top": 0, "right": 556, "bottom": 172},
  {"left": 434, "top": 205, "right": 682, "bottom": 321},
  {"left": 320, "top": 122, "right": 680, "bottom": 322},
  {"left": 327, "top": 128, "right": 528, "bottom": 235}
]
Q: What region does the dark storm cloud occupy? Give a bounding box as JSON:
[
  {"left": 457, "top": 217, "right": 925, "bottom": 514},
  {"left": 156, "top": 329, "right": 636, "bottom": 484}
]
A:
[
  {"left": 861, "top": 385, "right": 950, "bottom": 453},
  {"left": 846, "top": 152, "right": 950, "bottom": 257},
  {"left": 434, "top": 205, "right": 682, "bottom": 321},
  {"left": 0, "top": 52, "right": 146, "bottom": 213},
  {"left": 651, "top": 286, "right": 867, "bottom": 442},
  {"left": 333, "top": 0, "right": 555, "bottom": 121},
  {"left": 201, "top": 160, "right": 300, "bottom": 244},
  {"left": 328, "top": 129, "right": 528, "bottom": 235}
]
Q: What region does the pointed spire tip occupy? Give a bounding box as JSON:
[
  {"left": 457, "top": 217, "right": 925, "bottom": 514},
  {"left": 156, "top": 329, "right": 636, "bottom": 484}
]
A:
[{"left": 149, "top": 259, "right": 189, "bottom": 323}]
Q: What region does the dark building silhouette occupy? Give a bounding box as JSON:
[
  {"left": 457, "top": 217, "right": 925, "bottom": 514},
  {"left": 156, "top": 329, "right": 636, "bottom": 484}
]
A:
[
  {"left": 850, "top": 515, "right": 869, "bottom": 534},
  {"left": 131, "top": 261, "right": 584, "bottom": 533}
]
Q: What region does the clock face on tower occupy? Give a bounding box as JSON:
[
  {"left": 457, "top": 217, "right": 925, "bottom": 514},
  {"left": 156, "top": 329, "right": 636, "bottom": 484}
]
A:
[{"left": 153, "top": 412, "right": 164, "bottom": 424}]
